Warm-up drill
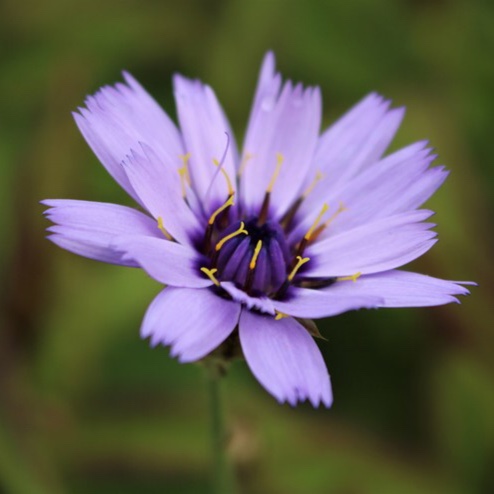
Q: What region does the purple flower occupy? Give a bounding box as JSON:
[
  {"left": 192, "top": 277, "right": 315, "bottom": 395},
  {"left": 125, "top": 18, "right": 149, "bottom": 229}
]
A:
[{"left": 43, "top": 52, "right": 471, "bottom": 407}]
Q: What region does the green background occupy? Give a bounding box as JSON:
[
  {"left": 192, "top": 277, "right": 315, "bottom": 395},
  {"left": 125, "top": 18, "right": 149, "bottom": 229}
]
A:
[{"left": 0, "top": 0, "right": 493, "bottom": 492}]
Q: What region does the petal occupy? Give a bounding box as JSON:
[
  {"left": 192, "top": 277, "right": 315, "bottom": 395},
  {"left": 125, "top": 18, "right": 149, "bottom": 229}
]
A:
[
  {"left": 315, "top": 94, "right": 403, "bottom": 185},
  {"left": 247, "top": 51, "right": 282, "bottom": 122},
  {"left": 272, "top": 286, "right": 383, "bottom": 318},
  {"left": 388, "top": 165, "right": 449, "bottom": 215},
  {"left": 307, "top": 210, "right": 437, "bottom": 277},
  {"left": 173, "top": 75, "right": 239, "bottom": 211},
  {"left": 142, "top": 287, "right": 240, "bottom": 362},
  {"left": 241, "top": 54, "right": 322, "bottom": 218},
  {"left": 220, "top": 282, "right": 276, "bottom": 315},
  {"left": 315, "top": 93, "right": 386, "bottom": 156},
  {"left": 122, "top": 144, "right": 202, "bottom": 247},
  {"left": 291, "top": 141, "right": 433, "bottom": 240},
  {"left": 74, "top": 72, "right": 184, "bottom": 203},
  {"left": 112, "top": 235, "right": 210, "bottom": 288},
  {"left": 333, "top": 270, "right": 472, "bottom": 307},
  {"left": 294, "top": 95, "right": 404, "bottom": 225},
  {"left": 239, "top": 310, "right": 332, "bottom": 407},
  {"left": 42, "top": 199, "right": 161, "bottom": 266},
  {"left": 324, "top": 148, "right": 441, "bottom": 233}
]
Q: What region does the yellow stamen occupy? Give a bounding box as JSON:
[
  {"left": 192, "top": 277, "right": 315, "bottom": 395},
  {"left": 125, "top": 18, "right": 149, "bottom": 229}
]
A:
[
  {"left": 213, "top": 158, "right": 234, "bottom": 196},
  {"left": 288, "top": 255, "right": 310, "bottom": 281},
  {"left": 275, "top": 311, "right": 289, "bottom": 320},
  {"left": 323, "top": 202, "right": 347, "bottom": 228},
  {"left": 237, "top": 152, "right": 253, "bottom": 177},
  {"left": 178, "top": 153, "right": 191, "bottom": 182},
  {"left": 266, "top": 153, "right": 284, "bottom": 193},
  {"left": 200, "top": 267, "right": 220, "bottom": 286},
  {"left": 178, "top": 168, "right": 187, "bottom": 197},
  {"left": 304, "top": 203, "right": 329, "bottom": 241},
  {"left": 179, "top": 152, "right": 191, "bottom": 163},
  {"left": 310, "top": 202, "right": 348, "bottom": 243},
  {"left": 302, "top": 171, "right": 325, "bottom": 198},
  {"left": 337, "top": 272, "right": 362, "bottom": 282},
  {"left": 157, "top": 217, "right": 172, "bottom": 240},
  {"left": 177, "top": 153, "right": 192, "bottom": 198},
  {"left": 249, "top": 240, "right": 263, "bottom": 270},
  {"left": 215, "top": 222, "right": 248, "bottom": 251},
  {"left": 208, "top": 195, "right": 235, "bottom": 225}
]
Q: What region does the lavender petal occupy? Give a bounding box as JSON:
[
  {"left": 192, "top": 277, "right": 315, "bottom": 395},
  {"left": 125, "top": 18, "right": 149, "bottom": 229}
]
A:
[
  {"left": 173, "top": 75, "right": 239, "bottom": 212},
  {"left": 42, "top": 199, "right": 160, "bottom": 266},
  {"left": 307, "top": 210, "right": 437, "bottom": 277},
  {"left": 74, "top": 72, "right": 183, "bottom": 204},
  {"left": 142, "top": 287, "right": 240, "bottom": 362},
  {"left": 112, "top": 235, "right": 211, "bottom": 288},
  {"left": 239, "top": 310, "right": 332, "bottom": 407},
  {"left": 122, "top": 144, "right": 202, "bottom": 247},
  {"left": 241, "top": 53, "right": 321, "bottom": 219}
]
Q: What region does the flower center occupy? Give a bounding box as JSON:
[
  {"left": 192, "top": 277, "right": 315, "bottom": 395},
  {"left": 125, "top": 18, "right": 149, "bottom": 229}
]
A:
[
  {"left": 213, "top": 218, "right": 291, "bottom": 296},
  {"left": 189, "top": 152, "right": 354, "bottom": 303}
]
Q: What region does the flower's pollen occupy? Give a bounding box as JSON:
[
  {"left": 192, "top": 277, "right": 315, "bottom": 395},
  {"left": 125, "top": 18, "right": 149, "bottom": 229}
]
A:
[
  {"left": 280, "top": 172, "right": 326, "bottom": 231},
  {"left": 288, "top": 255, "right": 310, "bottom": 281},
  {"left": 208, "top": 195, "right": 235, "bottom": 226},
  {"left": 179, "top": 152, "right": 191, "bottom": 175},
  {"left": 204, "top": 194, "right": 236, "bottom": 254},
  {"left": 249, "top": 240, "right": 263, "bottom": 270},
  {"left": 213, "top": 158, "right": 234, "bottom": 196},
  {"left": 157, "top": 216, "right": 173, "bottom": 240},
  {"left": 337, "top": 271, "right": 362, "bottom": 282},
  {"left": 302, "top": 171, "right": 325, "bottom": 199},
  {"left": 215, "top": 222, "right": 248, "bottom": 251},
  {"left": 304, "top": 203, "right": 329, "bottom": 242},
  {"left": 200, "top": 267, "right": 221, "bottom": 286},
  {"left": 313, "top": 201, "right": 347, "bottom": 239},
  {"left": 178, "top": 153, "right": 192, "bottom": 198},
  {"left": 258, "top": 153, "right": 284, "bottom": 225},
  {"left": 275, "top": 310, "right": 289, "bottom": 320},
  {"left": 266, "top": 152, "right": 284, "bottom": 194},
  {"left": 326, "top": 202, "right": 347, "bottom": 225}
]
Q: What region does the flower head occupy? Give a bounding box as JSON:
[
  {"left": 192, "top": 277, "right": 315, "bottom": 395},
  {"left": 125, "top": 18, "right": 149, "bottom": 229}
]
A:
[{"left": 43, "top": 52, "right": 471, "bottom": 407}]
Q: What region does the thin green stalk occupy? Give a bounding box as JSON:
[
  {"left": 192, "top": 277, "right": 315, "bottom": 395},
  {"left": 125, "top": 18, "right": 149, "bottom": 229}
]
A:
[{"left": 206, "top": 366, "right": 236, "bottom": 494}]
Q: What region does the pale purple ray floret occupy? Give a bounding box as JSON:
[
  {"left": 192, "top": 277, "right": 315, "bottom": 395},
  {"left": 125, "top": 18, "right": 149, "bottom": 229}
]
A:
[{"left": 42, "top": 52, "right": 472, "bottom": 407}]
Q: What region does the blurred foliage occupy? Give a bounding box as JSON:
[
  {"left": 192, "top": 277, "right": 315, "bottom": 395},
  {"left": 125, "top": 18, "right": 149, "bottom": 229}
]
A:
[{"left": 0, "top": 0, "right": 493, "bottom": 492}]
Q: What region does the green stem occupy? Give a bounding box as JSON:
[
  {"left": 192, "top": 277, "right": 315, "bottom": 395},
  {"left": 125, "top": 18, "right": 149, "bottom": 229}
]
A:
[{"left": 207, "top": 366, "right": 236, "bottom": 494}]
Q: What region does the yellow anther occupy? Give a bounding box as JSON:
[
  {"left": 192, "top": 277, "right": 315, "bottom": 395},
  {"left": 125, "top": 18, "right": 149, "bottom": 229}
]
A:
[
  {"left": 177, "top": 154, "right": 192, "bottom": 197},
  {"left": 337, "top": 272, "right": 362, "bottom": 282},
  {"left": 157, "top": 217, "right": 172, "bottom": 240},
  {"left": 309, "top": 202, "right": 348, "bottom": 243},
  {"left": 208, "top": 195, "right": 235, "bottom": 226},
  {"left": 213, "top": 158, "right": 234, "bottom": 196},
  {"left": 179, "top": 152, "right": 191, "bottom": 164},
  {"left": 275, "top": 311, "right": 289, "bottom": 320},
  {"left": 200, "top": 267, "right": 220, "bottom": 286},
  {"left": 302, "top": 171, "right": 325, "bottom": 198},
  {"left": 215, "top": 222, "right": 248, "bottom": 251},
  {"left": 304, "top": 203, "right": 329, "bottom": 241},
  {"left": 288, "top": 256, "right": 310, "bottom": 281},
  {"left": 237, "top": 152, "right": 253, "bottom": 177},
  {"left": 323, "top": 202, "right": 347, "bottom": 228},
  {"left": 178, "top": 169, "right": 190, "bottom": 200},
  {"left": 178, "top": 153, "right": 190, "bottom": 176},
  {"left": 179, "top": 154, "right": 191, "bottom": 186},
  {"left": 249, "top": 240, "right": 263, "bottom": 270},
  {"left": 266, "top": 153, "right": 284, "bottom": 193}
]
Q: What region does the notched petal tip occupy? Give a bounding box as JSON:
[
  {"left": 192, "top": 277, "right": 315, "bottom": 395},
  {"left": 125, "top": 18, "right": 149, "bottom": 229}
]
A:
[
  {"left": 239, "top": 312, "right": 332, "bottom": 409},
  {"left": 121, "top": 70, "right": 139, "bottom": 89}
]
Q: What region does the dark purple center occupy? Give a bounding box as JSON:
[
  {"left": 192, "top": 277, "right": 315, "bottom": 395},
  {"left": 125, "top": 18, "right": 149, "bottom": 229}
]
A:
[{"left": 213, "top": 218, "right": 291, "bottom": 297}]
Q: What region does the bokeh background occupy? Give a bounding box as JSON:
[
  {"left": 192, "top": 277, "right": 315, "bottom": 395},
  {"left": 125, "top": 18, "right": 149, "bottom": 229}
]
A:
[{"left": 1, "top": 0, "right": 493, "bottom": 493}]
